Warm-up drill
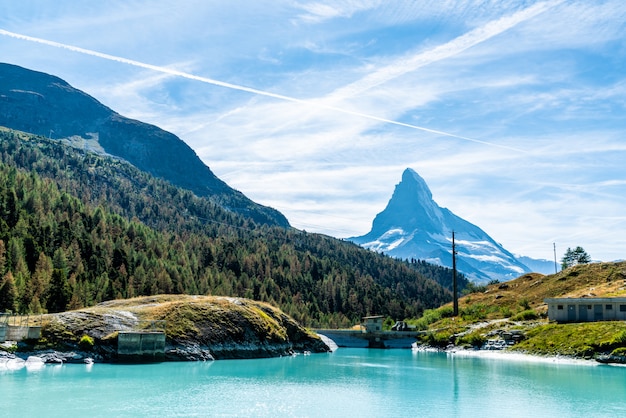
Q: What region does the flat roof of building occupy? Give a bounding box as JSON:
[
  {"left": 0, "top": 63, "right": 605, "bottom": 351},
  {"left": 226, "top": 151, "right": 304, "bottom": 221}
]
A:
[{"left": 544, "top": 297, "right": 626, "bottom": 303}]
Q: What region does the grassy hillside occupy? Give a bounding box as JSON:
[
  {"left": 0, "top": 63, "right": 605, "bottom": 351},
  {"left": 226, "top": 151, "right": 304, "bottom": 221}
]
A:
[
  {"left": 413, "top": 261, "right": 626, "bottom": 359},
  {"left": 458, "top": 261, "right": 626, "bottom": 317}
]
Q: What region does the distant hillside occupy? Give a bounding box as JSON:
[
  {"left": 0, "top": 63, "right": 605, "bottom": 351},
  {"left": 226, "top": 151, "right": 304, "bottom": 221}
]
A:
[
  {"left": 0, "top": 128, "right": 458, "bottom": 327},
  {"left": 0, "top": 63, "right": 287, "bottom": 227}
]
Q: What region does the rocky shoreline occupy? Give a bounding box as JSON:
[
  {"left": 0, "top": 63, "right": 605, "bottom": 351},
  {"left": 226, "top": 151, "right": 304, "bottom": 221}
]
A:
[
  {"left": 410, "top": 341, "right": 626, "bottom": 366},
  {"left": 0, "top": 348, "right": 95, "bottom": 365},
  {"left": 1, "top": 330, "right": 329, "bottom": 365},
  {"left": 1, "top": 341, "right": 323, "bottom": 366}
]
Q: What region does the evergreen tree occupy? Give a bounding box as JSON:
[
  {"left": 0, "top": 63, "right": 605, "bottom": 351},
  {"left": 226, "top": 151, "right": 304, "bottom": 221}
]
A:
[
  {"left": 32, "top": 252, "right": 53, "bottom": 305},
  {"left": 0, "top": 271, "right": 18, "bottom": 312},
  {"left": 46, "top": 268, "right": 71, "bottom": 313},
  {"left": 561, "top": 246, "right": 591, "bottom": 269},
  {"left": 0, "top": 240, "right": 5, "bottom": 276}
]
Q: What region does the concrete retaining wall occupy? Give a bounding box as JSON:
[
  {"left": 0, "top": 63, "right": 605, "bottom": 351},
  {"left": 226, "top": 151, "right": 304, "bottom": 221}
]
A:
[
  {"left": 2, "top": 326, "right": 41, "bottom": 342},
  {"left": 28, "top": 326, "right": 42, "bottom": 340},
  {"left": 117, "top": 331, "right": 166, "bottom": 361},
  {"left": 6, "top": 326, "right": 27, "bottom": 341},
  {"left": 0, "top": 325, "right": 6, "bottom": 343}
]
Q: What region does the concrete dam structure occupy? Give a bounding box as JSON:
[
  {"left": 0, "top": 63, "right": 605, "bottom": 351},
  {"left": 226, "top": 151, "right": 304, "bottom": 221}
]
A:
[
  {"left": 315, "top": 316, "right": 424, "bottom": 349},
  {"left": 315, "top": 329, "right": 423, "bottom": 349}
]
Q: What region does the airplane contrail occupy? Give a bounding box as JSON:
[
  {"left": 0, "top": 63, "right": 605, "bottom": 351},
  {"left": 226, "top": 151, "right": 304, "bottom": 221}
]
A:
[
  {"left": 0, "top": 28, "right": 525, "bottom": 152},
  {"left": 329, "top": 0, "right": 562, "bottom": 100}
]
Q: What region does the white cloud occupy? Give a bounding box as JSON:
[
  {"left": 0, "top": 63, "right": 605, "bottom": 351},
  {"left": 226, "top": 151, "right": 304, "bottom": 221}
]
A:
[{"left": 294, "top": 0, "right": 383, "bottom": 23}]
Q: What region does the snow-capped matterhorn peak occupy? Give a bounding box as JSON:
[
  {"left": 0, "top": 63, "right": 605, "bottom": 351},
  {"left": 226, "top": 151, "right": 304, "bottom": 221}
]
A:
[{"left": 349, "top": 168, "right": 532, "bottom": 283}]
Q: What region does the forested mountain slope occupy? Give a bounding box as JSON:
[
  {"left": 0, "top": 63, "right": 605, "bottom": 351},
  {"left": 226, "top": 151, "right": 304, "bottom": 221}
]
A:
[
  {"left": 0, "top": 128, "right": 464, "bottom": 327},
  {"left": 0, "top": 63, "right": 287, "bottom": 227}
]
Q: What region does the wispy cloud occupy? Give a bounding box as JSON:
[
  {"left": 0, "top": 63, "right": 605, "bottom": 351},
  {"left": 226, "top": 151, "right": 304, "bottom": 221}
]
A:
[
  {"left": 326, "top": 1, "right": 563, "bottom": 101},
  {"left": 0, "top": 27, "right": 522, "bottom": 152},
  {"left": 294, "top": 0, "right": 383, "bottom": 23}
]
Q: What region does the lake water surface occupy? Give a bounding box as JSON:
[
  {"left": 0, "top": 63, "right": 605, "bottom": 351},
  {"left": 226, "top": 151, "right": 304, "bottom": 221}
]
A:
[{"left": 2, "top": 349, "right": 625, "bottom": 417}]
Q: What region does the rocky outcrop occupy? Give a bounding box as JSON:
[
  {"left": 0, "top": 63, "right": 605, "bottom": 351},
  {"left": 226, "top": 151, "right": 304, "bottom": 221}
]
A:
[
  {"left": 10, "top": 295, "right": 330, "bottom": 362},
  {"left": 154, "top": 296, "right": 330, "bottom": 360},
  {"left": 596, "top": 354, "right": 626, "bottom": 364}
]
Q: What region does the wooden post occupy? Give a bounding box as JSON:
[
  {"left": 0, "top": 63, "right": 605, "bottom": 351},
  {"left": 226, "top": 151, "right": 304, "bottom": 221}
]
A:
[{"left": 452, "top": 231, "right": 458, "bottom": 317}]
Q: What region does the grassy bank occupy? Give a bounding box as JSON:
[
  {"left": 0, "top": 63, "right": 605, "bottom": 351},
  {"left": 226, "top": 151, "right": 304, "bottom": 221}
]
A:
[{"left": 412, "top": 261, "right": 626, "bottom": 359}]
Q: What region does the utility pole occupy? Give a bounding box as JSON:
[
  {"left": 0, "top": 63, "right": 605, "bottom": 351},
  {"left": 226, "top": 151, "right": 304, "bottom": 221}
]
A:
[
  {"left": 553, "top": 243, "right": 558, "bottom": 274},
  {"left": 452, "top": 231, "right": 458, "bottom": 316}
]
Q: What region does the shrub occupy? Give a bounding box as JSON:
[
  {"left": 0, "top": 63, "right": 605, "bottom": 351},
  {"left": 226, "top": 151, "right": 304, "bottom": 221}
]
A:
[
  {"left": 462, "top": 282, "right": 488, "bottom": 295},
  {"left": 611, "top": 347, "right": 626, "bottom": 356},
  {"left": 425, "top": 331, "right": 453, "bottom": 348},
  {"left": 412, "top": 307, "right": 453, "bottom": 330},
  {"left": 457, "top": 332, "right": 486, "bottom": 348},
  {"left": 500, "top": 306, "right": 512, "bottom": 318},
  {"left": 78, "top": 334, "right": 95, "bottom": 351},
  {"left": 439, "top": 306, "right": 455, "bottom": 318},
  {"left": 460, "top": 303, "right": 489, "bottom": 321},
  {"left": 383, "top": 316, "right": 395, "bottom": 331},
  {"left": 519, "top": 298, "right": 531, "bottom": 310},
  {"left": 611, "top": 330, "right": 626, "bottom": 346},
  {"left": 511, "top": 310, "right": 539, "bottom": 321}
]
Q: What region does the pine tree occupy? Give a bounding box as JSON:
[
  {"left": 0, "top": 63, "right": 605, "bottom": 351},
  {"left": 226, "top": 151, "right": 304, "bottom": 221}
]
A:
[
  {"left": 46, "top": 268, "right": 71, "bottom": 313},
  {"left": 0, "top": 271, "right": 18, "bottom": 313},
  {"left": 561, "top": 246, "right": 591, "bottom": 269},
  {"left": 0, "top": 240, "right": 5, "bottom": 277}
]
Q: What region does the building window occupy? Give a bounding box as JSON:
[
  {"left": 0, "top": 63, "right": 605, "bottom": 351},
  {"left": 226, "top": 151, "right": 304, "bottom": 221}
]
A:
[
  {"left": 557, "top": 305, "right": 563, "bottom": 310},
  {"left": 606, "top": 305, "right": 613, "bottom": 310},
  {"left": 620, "top": 305, "right": 626, "bottom": 312},
  {"left": 588, "top": 305, "right": 592, "bottom": 310}
]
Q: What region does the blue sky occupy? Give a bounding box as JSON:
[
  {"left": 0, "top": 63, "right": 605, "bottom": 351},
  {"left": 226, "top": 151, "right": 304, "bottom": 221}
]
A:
[{"left": 1, "top": 1, "right": 626, "bottom": 262}]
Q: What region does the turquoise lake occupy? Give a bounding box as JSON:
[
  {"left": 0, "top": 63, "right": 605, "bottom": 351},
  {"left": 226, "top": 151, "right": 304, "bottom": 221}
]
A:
[{"left": 2, "top": 349, "right": 625, "bottom": 417}]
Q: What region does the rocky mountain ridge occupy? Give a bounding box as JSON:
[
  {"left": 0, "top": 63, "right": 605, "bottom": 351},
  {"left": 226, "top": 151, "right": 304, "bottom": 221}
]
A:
[
  {"left": 350, "top": 168, "right": 534, "bottom": 283},
  {"left": 0, "top": 63, "right": 287, "bottom": 227}
]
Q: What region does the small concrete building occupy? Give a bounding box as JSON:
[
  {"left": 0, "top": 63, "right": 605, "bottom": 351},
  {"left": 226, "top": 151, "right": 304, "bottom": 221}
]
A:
[
  {"left": 544, "top": 297, "right": 626, "bottom": 323},
  {"left": 362, "top": 315, "right": 384, "bottom": 333}
]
